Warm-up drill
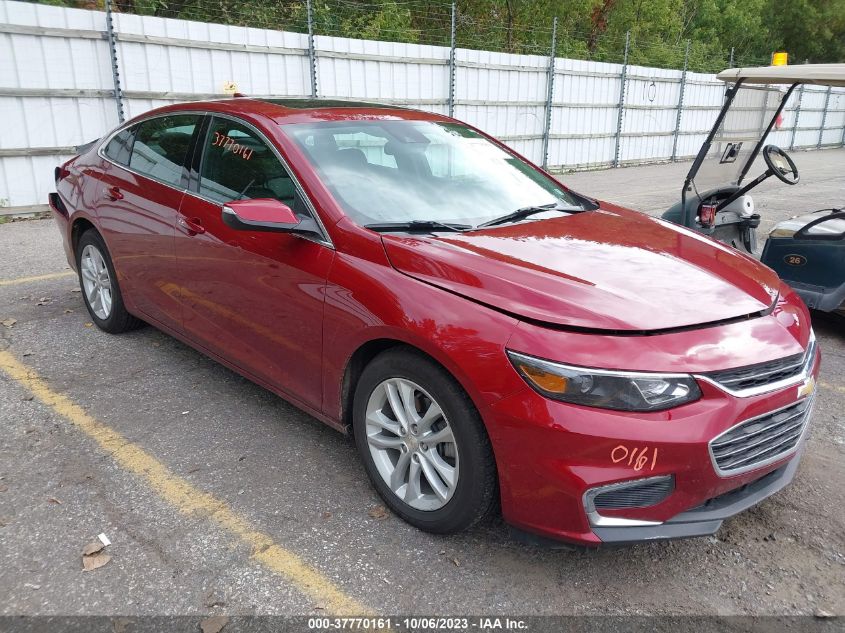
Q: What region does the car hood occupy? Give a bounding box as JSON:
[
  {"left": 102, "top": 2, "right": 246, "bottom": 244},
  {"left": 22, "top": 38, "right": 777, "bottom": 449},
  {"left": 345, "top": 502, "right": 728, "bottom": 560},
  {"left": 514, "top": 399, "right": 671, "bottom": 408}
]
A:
[{"left": 381, "top": 205, "right": 780, "bottom": 332}]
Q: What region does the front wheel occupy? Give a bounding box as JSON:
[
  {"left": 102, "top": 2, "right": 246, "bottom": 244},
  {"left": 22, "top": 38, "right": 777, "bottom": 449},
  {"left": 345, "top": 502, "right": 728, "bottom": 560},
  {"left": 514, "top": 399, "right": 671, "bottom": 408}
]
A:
[{"left": 352, "top": 348, "right": 498, "bottom": 534}]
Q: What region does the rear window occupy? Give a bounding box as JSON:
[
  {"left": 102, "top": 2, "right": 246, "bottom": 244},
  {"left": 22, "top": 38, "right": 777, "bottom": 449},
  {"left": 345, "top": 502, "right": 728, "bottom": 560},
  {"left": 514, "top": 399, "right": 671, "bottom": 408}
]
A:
[{"left": 102, "top": 127, "right": 135, "bottom": 165}]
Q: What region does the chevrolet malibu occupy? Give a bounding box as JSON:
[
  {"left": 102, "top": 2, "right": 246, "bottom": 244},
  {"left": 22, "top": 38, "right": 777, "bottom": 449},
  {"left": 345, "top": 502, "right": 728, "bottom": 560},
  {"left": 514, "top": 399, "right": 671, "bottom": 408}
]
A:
[{"left": 49, "top": 99, "right": 820, "bottom": 545}]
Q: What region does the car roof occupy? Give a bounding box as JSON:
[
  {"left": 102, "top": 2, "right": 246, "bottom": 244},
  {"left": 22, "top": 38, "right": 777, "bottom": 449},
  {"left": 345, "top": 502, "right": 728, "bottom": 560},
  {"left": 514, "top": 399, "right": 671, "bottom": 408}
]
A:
[
  {"left": 157, "top": 97, "right": 452, "bottom": 125},
  {"left": 716, "top": 63, "right": 845, "bottom": 87}
]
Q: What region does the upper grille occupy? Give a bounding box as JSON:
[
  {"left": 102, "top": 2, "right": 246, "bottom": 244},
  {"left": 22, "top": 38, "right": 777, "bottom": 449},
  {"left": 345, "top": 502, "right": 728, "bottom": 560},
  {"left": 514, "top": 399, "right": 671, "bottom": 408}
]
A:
[
  {"left": 702, "top": 337, "right": 815, "bottom": 395},
  {"left": 593, "top": 477, "right": 674, "bottom": 510},
  {"left": 710, "top": 398, "right": 812, "bottom": 474}
]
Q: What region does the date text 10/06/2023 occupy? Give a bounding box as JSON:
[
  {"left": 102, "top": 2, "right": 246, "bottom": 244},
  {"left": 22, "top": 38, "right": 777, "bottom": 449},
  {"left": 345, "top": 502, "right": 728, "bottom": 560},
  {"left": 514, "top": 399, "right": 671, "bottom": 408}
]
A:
[{"left": 307, "top": 617, "right": 529, "bottom": 631}]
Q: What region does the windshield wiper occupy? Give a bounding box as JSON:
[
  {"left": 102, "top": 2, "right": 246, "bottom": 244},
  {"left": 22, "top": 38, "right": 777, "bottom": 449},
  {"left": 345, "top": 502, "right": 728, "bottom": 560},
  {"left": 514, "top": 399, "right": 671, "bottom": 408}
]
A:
[
  {"left": 476, "top": 203, "right": 581, "bottom": 229},
  {"left": 365, "top": 220, "right": 472, "bottom": 233}
]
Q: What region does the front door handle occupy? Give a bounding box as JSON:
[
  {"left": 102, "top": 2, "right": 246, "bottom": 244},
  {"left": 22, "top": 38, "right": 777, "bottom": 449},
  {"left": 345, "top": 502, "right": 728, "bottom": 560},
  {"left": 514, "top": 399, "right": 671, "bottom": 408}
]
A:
[
  {"left": 105, "top": 186, "right": 123, "bottom": 201},
  {"left": 178, "top": 216, "right": 206, "bottom": 236}
]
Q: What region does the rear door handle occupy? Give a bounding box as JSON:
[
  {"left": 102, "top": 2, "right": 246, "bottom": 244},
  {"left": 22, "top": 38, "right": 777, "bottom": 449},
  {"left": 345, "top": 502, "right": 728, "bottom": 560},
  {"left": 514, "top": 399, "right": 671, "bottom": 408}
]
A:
[
  {"left": 105, "top": 186, "right": 123, "bottom": 201},
  {"left": 178, "top": 216, "right": 206, "bottom": 236}
]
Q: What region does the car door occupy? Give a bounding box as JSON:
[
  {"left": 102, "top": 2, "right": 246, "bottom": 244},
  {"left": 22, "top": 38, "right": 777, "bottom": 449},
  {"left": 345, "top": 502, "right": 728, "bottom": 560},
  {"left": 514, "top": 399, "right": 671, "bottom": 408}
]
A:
[
  {"left": 96, "top": 113, "right": 202, "bottom": 330},
  {"left": 175, "top": 114, "right": 335, "bottom": 411}
]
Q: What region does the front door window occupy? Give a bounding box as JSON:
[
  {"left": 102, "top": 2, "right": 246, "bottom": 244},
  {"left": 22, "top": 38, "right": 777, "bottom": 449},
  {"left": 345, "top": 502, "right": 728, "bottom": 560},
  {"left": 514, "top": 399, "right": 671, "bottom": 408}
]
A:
[{"left": 199, "top": 118, "right": 305, "bottom": 216}]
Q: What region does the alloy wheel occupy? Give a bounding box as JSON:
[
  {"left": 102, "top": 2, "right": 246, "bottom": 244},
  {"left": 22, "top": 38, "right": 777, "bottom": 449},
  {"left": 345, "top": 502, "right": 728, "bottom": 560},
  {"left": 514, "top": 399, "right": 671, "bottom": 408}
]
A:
[
  {"left": 80, "top": 244, "right": 113, "bottom": 320},
  {"left": 365, "top": 378, "right": 459, "bottom": 511}
]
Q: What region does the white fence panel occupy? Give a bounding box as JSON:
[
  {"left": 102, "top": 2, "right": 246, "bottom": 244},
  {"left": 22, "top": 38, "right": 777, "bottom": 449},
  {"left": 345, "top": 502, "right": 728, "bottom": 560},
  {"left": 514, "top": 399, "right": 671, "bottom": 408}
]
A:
[
  {"left": 1, "top": 0, "right": 843, "bottom": 210},
  {"left": 793, "top": 86, "right": 828, "bottom": 148},
  {"left": 317, "top": 35, "right": 449, "bottom": 113},
  {"left": 675, "top": 72, "right": 724, "bottom": 159},
  {"left": 821, "top": 91, "right": 845, "bottom": 146},
  {"left": 112, "top": 11, "right": 312, "bottom": 119},
  {"left": 620, "top": 65, "right": 682, "bottom": 164},
  {"left": 548, "top": 58, "right": 622, "bottom": 169},
  {"left": 454, "top": 48, "right": 548, "bottom": 165},
  {"left": 0, "top": 0, "right": 117, "bottom": 207}
]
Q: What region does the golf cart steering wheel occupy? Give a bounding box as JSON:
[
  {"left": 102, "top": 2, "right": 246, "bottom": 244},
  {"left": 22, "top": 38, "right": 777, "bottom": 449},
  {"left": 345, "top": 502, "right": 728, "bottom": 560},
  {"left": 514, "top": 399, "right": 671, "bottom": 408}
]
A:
[{"left": 762, "top": 145, "right": 800, "bottom": 185}]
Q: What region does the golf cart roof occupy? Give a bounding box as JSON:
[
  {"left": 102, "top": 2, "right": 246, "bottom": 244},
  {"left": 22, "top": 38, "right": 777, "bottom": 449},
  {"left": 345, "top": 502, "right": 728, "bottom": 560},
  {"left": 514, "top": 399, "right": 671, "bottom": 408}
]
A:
[{"left": 717, "top": 63, "right": 845, "bottom": 87}]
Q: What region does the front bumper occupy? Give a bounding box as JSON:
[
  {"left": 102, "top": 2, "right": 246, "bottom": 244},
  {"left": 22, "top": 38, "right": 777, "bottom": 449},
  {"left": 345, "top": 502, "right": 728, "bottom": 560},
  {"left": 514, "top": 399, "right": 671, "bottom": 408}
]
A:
[
  {"left": 592, "top": 449, "right": 802, "bottom": 543},
  {"left": 485, "top": 352, "right": 819, "bottom": 546}
]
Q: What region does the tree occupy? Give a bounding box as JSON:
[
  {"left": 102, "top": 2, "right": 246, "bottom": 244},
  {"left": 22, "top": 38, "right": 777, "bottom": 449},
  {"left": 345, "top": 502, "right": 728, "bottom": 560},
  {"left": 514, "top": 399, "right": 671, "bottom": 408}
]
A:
[{"left": 30, "top": 0, "right": 845, "bottom": 70}]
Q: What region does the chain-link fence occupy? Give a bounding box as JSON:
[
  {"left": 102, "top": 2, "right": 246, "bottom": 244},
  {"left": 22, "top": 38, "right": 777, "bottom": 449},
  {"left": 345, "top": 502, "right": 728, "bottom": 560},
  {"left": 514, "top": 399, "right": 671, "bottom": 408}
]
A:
[{"left": 1, "top": 0, "right": 844, "bottom": 211}]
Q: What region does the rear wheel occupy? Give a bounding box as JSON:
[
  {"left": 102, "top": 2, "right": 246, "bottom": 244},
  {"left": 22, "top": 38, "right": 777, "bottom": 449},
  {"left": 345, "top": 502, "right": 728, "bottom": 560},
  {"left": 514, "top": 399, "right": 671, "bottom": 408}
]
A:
[
  {"left": 352, "top": 348, "right": 497, "bottom": 533},
  {"left": 75, "top": 230, "right": 142, "bottom": 333}
]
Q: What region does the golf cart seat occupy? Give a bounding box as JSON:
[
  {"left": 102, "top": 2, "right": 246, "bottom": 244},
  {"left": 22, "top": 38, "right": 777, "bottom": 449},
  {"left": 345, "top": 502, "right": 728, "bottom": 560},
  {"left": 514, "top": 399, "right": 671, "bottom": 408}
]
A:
[
  {"left": 761, "top": 209, "right": 845, "bottom": 314},
  {"left": 663, "top": 186, "right": 761, "bottom": 252},
  {"left": 663, "top": 186, "right": 739, "bottom": 226}
]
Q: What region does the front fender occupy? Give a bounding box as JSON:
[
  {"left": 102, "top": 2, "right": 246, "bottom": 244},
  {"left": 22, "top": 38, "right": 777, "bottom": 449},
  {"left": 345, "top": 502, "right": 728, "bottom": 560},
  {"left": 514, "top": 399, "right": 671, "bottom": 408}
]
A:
[{"left": 320, "top": 250, "right": 522, "bottom": 426}]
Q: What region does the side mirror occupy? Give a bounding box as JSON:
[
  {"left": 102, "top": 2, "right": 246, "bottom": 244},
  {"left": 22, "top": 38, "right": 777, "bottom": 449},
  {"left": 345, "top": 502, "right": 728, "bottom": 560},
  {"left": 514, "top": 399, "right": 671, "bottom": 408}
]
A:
[{"left": 222, "top": 198, "right": 301, "bottom": 232}]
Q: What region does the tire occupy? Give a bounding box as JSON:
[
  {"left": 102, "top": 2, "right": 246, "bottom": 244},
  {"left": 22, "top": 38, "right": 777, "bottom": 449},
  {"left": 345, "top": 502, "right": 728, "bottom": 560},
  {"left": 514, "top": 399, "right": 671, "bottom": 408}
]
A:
[
  {"left": 75, "top": 229, "right": 143, "bottom": 334},
  {"left": 352, "top": 347, "right": 498, "bottom": 534}
]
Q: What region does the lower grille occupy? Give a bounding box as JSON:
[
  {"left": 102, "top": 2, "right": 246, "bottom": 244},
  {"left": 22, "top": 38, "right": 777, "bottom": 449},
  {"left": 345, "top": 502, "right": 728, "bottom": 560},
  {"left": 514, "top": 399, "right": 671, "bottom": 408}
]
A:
[
  {"left": 691, "top": 464, "right": 785, "bottom": 511},
  {"left": 593, "top": 477, "right": 674, "bottom": 510},
  {"left": 710, "top": 398, "right": 812, "bottom": 475}
]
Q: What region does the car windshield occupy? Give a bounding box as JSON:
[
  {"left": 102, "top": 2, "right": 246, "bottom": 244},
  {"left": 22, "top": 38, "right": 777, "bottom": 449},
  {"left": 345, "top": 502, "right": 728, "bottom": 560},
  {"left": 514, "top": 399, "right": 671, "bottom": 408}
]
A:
[{"left": 281, "top": 120, "right": 588, "bottom": 228}]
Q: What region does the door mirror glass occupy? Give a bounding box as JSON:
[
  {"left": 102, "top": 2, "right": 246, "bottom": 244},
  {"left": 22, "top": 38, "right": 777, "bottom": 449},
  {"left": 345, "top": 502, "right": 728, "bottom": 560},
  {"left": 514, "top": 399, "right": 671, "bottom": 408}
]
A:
[{"left": 222, "top": 198, "right": 301, "bottom": 232}]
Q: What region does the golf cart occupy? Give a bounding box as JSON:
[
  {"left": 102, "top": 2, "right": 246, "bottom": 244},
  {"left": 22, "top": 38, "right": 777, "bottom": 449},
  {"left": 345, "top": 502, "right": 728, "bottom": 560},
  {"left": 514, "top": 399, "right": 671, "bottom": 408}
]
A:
[{"left": 662, "top": 63, "right": 845, "bottom": 314}]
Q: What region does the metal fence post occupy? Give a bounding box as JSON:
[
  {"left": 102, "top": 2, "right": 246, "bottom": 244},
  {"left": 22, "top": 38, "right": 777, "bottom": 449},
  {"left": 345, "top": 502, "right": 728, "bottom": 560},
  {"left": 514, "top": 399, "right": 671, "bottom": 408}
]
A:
[
  {"left": 448, "top": 1, "right": 457, "bottom": 117},
  {"left": 671, "top": 39, "right": 690, "bottom": 162},
  {"left": 790, "top": 83, "right": 804, "bottom": 150},
  {"left": 104, "top": 0, "right": 125, "bottom": 123},
  {"left": 841, "top": 105, "right": 845, "bottom": 147},
  {"left": 728, "top": 47, "right": 734, "bottom": 68},
  {"left": 541, "top": 17, "right": 558, "bottom": 170},
  {"left": 306, "top": 0, "right": 318, "bottom": 98},
  {"left": 817, "top": 86, "right": 832, "bottom": 148},
  {"left": 613, "top": 30, "right": 630, "bottom": 168}
]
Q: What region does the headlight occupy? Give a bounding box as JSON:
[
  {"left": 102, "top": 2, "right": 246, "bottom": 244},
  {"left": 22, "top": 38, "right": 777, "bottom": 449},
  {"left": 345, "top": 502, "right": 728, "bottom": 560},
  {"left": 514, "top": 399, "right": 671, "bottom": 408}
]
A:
[{"left": 507, "top": 351, "right": 701, "bottom": 412}]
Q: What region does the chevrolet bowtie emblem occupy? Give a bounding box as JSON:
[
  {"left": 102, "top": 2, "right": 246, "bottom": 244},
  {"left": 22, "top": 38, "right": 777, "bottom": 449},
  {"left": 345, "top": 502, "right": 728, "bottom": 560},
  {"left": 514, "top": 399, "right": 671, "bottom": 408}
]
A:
[{"left": 797, "top": 376, "right": 816, "bottom": 399}]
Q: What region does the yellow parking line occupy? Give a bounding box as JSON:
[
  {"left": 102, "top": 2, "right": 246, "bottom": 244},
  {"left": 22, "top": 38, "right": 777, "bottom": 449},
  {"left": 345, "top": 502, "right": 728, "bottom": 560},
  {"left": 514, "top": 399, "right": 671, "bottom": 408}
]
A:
[
  {"left": 820, "top": 381, "right": 845, "bottom": 394},
  {"left": 0, "top": 350, "right": 371, "bottom": 616},
  {"left": 0, "top": 271, "right": 75, "bottom": 287}
]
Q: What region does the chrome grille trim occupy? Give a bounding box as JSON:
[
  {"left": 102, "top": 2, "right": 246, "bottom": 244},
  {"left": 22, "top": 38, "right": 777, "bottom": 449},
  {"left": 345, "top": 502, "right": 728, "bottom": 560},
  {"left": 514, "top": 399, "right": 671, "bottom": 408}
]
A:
[
  {"left": 709, "top": 397, "right": 814, "bottom": 477},
  {"left": 696, "top": 332, "right": 816, "bottom": 398},
  {"left": 714, "top": 355, "right": 805, "bottom": 387}
]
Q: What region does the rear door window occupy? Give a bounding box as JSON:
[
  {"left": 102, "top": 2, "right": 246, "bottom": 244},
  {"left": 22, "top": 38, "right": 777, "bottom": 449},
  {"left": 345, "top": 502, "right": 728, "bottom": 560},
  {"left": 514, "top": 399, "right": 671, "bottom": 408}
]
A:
[{"left": 129, "top": 115, "right": 200, "bottom": 187}]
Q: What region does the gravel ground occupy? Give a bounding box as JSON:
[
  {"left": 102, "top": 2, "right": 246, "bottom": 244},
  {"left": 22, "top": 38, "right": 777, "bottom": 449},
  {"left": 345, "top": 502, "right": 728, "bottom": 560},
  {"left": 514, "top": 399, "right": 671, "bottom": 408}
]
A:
[{"left": 0, "top": 150, "right": 843, "bottom": 618}]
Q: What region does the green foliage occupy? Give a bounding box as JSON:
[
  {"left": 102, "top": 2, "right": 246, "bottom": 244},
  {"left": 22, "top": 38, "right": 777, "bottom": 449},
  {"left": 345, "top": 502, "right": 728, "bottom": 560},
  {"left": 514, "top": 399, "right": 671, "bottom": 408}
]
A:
[
  {"left": 33, "top": 0, "right": 845, "bottom": 71},
  {"left": 764, "top": 0, "right": 845, "bottom": 64}
]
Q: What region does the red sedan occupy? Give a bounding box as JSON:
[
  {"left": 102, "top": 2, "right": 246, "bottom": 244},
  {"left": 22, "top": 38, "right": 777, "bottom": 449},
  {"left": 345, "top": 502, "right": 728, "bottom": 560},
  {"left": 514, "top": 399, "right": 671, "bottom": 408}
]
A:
[{"left": 49, "top": 99, "right": 819, "bottom": 545}]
